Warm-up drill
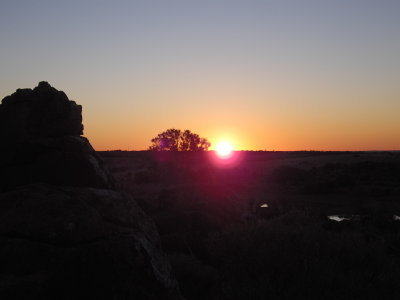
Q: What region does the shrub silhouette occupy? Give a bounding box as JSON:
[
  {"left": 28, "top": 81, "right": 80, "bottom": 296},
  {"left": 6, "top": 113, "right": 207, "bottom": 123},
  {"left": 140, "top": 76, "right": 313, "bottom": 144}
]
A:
[{"left": 149, "top": 128, "right": 210, "bottom": 151}]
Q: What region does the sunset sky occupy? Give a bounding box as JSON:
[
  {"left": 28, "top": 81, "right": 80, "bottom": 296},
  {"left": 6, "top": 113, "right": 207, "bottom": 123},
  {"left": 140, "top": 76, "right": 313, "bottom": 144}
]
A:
[{"left": 1, "top": 0, "right": 399, "bottom": 150}]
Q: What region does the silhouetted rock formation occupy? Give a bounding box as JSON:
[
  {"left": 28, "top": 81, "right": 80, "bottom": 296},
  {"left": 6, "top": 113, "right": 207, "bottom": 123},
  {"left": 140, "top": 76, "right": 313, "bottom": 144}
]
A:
[
  {"left": 0, "top": 135, "right": 115, "bottom": 190},
  {"left": 0, "top": 81, "right": 83, "bottom": 141},
  {"left": 0, "top": 82, "right": 182, "bottom": 299},
  {"left": 0, "top": 82, "right": 114, "bottom": 190}
]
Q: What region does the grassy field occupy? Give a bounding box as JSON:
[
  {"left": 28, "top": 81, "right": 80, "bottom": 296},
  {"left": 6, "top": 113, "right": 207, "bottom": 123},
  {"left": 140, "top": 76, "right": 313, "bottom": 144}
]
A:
[{"left": 100, "top": 150, "right": 400, "bottom": 299}]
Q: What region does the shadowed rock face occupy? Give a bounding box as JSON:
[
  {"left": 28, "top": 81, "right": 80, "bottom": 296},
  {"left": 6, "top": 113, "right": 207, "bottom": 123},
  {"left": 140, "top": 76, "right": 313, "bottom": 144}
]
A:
[
  {"left": 0, "top": 81, "right": 83, "bottom": 141},
  {"left": 0, "top": 82, "right": 114, "bottom": 190},
  {"left": 0, "top": 135, "right": 115, "bottom": 190},
  {"left": 0, "top": 82, "right": 183, "bottom": 299},
  {"left": 0, "top": 185, "right": 181, "bottom": 299}
]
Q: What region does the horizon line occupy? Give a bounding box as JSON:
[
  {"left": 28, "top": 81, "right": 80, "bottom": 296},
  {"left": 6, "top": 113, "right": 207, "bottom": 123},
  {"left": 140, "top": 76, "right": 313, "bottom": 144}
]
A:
[{"left": 96, "top": 149, "right": 400, "bottom": 152}]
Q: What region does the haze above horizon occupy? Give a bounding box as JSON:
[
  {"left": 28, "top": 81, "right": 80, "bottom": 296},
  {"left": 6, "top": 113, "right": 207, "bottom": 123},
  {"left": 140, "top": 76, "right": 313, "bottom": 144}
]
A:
[{"left": 1, "top": 0, "right": 399, "bottom": 151}]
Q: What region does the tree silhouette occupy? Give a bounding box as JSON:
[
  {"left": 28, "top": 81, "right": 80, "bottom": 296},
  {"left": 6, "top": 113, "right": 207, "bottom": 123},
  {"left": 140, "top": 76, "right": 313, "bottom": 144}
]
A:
[{"left": 149, "top": 129, "right": 211, "bottom": 151}]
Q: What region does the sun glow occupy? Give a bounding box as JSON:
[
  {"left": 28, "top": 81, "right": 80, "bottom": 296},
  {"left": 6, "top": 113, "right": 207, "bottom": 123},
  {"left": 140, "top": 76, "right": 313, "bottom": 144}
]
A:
[{"left": 215, "top": 141, "right": 233, "bottom": 158}]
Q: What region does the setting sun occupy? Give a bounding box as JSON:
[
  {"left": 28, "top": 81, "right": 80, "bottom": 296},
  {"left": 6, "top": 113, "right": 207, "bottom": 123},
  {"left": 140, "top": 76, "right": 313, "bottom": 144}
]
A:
[{"left": 215, "top": 141, "right": 233, "bottom": 158}]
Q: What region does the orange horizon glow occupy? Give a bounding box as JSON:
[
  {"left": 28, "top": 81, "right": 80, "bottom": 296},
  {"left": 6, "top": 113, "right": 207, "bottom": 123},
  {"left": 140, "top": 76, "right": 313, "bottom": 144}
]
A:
[
  {"left": 81, "top": 90, "right": 400, "bottom": 152},
  {"left": 86, "top": 128, "right": 400, "bottom": 152},
  {"left": 83, "top": 116, "right": 400, "bottom": 152}
]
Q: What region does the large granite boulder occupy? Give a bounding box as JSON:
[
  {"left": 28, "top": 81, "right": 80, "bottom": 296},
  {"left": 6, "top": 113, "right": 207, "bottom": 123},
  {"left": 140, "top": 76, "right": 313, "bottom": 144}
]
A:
[
  {"left": 0, "top": 82, "right": 114, "bottom": 191},
  {"left": 0, "top": 81, "right": 83, "bottom": 141},
  {"left": 0, "top": 184, "right": 181, "bottom": 299},
  {"left": 0, "top": 82, "right": 183, "bottom": 299},
  {"left": 0, "top": 136, "right": 115, "bottom": 190}
]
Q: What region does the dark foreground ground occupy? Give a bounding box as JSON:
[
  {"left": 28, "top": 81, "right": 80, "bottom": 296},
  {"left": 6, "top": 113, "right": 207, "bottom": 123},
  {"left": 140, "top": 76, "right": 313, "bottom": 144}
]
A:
[{"left": 101, "top": 150, "right": 400, "bottom": 300}]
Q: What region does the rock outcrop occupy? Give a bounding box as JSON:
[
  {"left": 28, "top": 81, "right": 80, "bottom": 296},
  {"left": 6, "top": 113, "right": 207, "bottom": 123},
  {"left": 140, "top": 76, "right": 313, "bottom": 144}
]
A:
[
  {"left": 0, "top": 82, "right": 114, "bottom": 190},
  {"left": 0, "top": 82, "right": 183, "bottom": 299},
  {"left": 0, "top": 135, "right": 115, "bottom": 190},
  {"left": 0, "top": 81, "right": 83, "bottom": 141}
]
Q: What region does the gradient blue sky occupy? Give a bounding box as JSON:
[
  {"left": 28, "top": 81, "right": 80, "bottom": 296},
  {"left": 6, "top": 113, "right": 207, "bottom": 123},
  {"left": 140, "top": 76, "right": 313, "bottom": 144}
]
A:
[{"left": 1, "top": 0, "right": 399, "bottom": 150}]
